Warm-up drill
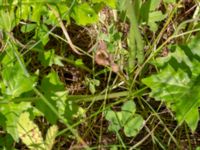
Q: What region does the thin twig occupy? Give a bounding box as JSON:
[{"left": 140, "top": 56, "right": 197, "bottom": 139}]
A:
[{"left": 48, "top": 4, "right": 83, "bottom": 55}]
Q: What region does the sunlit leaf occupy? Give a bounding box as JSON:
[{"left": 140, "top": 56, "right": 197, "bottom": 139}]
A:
[
  {"left": 148, "top": 11, "right": 166, "bottom": 32},
  {"left": 0, "top": 10, "right": 19, "bottom": 32},
  {"left": 35, "top": 71, "right": 67, "bottom": 124},
  {"left": 1, "top": 63, "right": 36, "bottom": 98},
  {"left": 142, "top": 36, "right": 200, "bottom": 132},
  {"left": 44, "top": 125, "right": 58, "bottom": 150},
  {"left": 105, "top": 101, "right": 144, "bottom": 137},
  {"left": 0, "top": 102, "right": 31, "bottom": 141},
  {"left": 124, "top": 114, "right": 144, "bottom": 137},
  {"left": 17, "top": 112, "right": 45, "bottom": 149},
  {"left": 71, "top": 3, "right": 98, "bottom": 25}
]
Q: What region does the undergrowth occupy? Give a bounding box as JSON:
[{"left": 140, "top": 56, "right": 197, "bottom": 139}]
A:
[{"left": 0, "top": 0, "right": 200, "bottom": 149}]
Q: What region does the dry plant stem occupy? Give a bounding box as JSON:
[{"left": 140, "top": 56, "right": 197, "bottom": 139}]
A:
[
  {"left": 48, "top": 4, "right": 83, "bottom": 55},
  {"left": 49, "top": 32, "right": 93, "bottom": 57}
]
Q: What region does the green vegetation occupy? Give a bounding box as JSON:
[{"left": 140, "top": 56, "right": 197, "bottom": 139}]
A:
[{"left": 0, "top": 0, "right": 200, "bottom": 149}]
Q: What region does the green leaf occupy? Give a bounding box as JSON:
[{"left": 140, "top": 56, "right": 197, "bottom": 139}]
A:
[
  {"left": 15, "top": 2, "right": 31, "bottom": 21},
  {"left": 15, "top": 1, "right": 47, "bottom": 24},
  {"left": 148, "top": 11, "right": 166, "bottom": 32},
  {"left": 163, "top": 0, "right": 176, "bottom": 3},
  {"left": 1, "top": 63, "right": 36, "bottom": 98},
  {"left": 121, "top": 100, "right": 136, "bottom": 113},
  {"left": 142, "top": 36, "right": 200, "bottom": 132},
  {"left": 44, "top": 125, "right": 58, "bottom": 150},
  {"left": 17, "top": 112, "right": 58, "bottom": 150},
  {"left": 0, "top": 102, "right": 31, "bottom": 141},
  {"left": 150, "top": 0, "right": 161, "bottom": 11},
  {"left": 92, "top": 0, "right": 116, "bottom": 8},
  {"left": 38, "top": 49, "right": 55, "bottom": 67},
  {"left": 21, "top": 24, "right": 37, "bottom": 33},
  {"left": 75, "top": 59, "right": 84, "bottom": 66},
  {"left": 0, "top": 134, "right": 14, "bottom": 150},
  {"left": 89, "top": 83, "right": 96, "bottom": 94},
  {"left": 105, "top": 101, "right": 144, "bottom": 137},
  {"left": 196, "top": 147, "right": 200, "bottom": 150},
  {"left": 38, "top": 49, "right": 64, "bottom": 67},
  {"left": 36, "top": 72, "right": 64, "bottom": 124},
  {"left": 105, "top": 110, "right": 122, "bottom": 132},
  {"left": 0, "top": 10, "right": 19, "bottom": 32},
  {"left": 64, "top": 100, "right": 85, "bottom": 124},
  {"left": 124, "top": 114, "right": 144, "bottom": 137},
  {"left": 85, "top": 78, "right": 100, "bottom": 94},
  {"left": 121, "top": 100, "right": 136, "bottom": 124},
  {"left": 31, "top": 4, "right": 47, "bottom": 23},
  {"left": 34, "top": 24, "right": 49, "bottom": 46},
  {"left": 17, "top": 112, "right": 45, "bottom": 150},
  {"left": 45, "top": 4, "right": 69, "bottom": 25},
  {"left": 35, "top": 71, "right": 67, "bottom": 124},
  {"left": 71, "top": 3, "right": 98, "bottom": 25}
]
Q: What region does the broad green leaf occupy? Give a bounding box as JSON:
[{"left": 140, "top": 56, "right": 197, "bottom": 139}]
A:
[
  {"left": 124, "top": 114, "right": 144, "bottom": 137},
  {"left": 75, "top": 59, "right": 84, "bottom": 66},
  {"left": 35, "top": 71, "right": 67, "bottom": 124},
  {"left": 121, "top": 100, "right": 136, "bottom": 124},
  {"left": 105, "top": 110, "right": 122, "bottom": 132},
  {"left": 17, "top": 112, "right": 58, "bottom": 150},
  {"left": 1, "top": 63, "right": 36, "bottom": 98},
  {"left": 105, "top": 101, "right": 144, "bottom": 137},
  {"left": 0, "top": 102, "right": 31, "bottom": 141},
  {"left": 121, "top": 100, "right": 136, "bottom": 113},
  {"left": 150, "top": 0, "right": 161, "bottom": 11},
  {"left": 142, "top": 36, "right": 200, "bottom": 132},
  {"left": 71, "top": 3, "right": 98, "bottom": 25},
  {"left": 17, "top": 112, "right": 45, "bottom": 150}
]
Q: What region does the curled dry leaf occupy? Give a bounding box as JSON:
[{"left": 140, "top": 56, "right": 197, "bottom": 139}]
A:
[
  {"left": 95, "top": 40, "right": 119, "bottom": 73},
  {"left": 95, "top": 49, "right": 110, "bottom": 66}
]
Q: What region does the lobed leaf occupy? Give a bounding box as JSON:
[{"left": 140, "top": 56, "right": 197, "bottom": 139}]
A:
[
  {"left": 17, "top": 112, "right": 45, "bottom": 150},
  {"left": 142, "top": 36, "right": 200, "bottom": 131},
  {"left": 71, "top": 3, "right": 98, "bottom": 26},
  {"left": 105, "top": 101, "right": 144, "bottom": 137}
]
